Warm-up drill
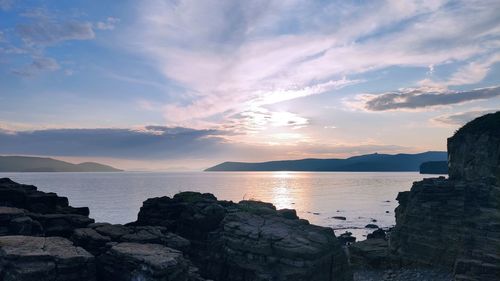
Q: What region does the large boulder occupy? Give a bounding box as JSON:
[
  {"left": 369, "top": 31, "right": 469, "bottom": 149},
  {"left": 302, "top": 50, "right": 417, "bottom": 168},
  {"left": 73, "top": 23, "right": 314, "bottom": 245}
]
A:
[
  {"left": 135, "top": 192, "right": 352, "bottom": 281},
  {"left": 390, "top": 111, "right": 500, "bottom": 281},
  {"left": 0, "top": 235, "right": 95, "bottom": 281},
  {"left": 97, "top": 242, "right": 191, "bottom": 281}
]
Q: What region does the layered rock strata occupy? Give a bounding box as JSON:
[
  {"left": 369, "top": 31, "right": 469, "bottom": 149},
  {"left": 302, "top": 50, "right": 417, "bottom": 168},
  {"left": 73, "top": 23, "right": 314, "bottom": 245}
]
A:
[
  {"left": 390, "top": 112, "right": 500, "bottom": 281},
  {"left": 134, "top": 192, "right": 352, "bottom": 281},
  {"left": 0, "top": 179, "right": 352, "bottom": 281}
]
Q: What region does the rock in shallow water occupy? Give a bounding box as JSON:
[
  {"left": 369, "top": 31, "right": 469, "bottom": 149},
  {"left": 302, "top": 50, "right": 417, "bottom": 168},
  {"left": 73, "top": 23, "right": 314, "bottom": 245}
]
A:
[{"left": 0, "top": 235, "right": 95, "bottom": 281}]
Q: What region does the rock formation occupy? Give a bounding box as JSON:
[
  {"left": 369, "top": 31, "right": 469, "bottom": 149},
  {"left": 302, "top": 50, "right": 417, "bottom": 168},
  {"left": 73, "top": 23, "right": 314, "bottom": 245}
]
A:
[
  {"left": 0, "top": 179, "right": 352, "bottom": 280},
  {"left": 390, "top": 111, "right": 500, "bottom": 281},
  {"left": 134, "top": 192, "right": 352, "bottom": 281}
]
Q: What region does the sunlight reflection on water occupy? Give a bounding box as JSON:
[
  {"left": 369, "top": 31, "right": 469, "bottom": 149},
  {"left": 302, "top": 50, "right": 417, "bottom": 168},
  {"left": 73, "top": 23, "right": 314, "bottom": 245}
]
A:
[{"left": 0, "top": 171, "right": 435, "bottom": 240}]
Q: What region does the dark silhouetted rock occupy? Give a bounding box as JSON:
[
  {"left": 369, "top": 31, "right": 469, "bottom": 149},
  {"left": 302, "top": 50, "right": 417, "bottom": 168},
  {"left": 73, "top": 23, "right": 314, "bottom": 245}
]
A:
[
  {"left": 390, "top": 111, "right": 500, "bottom": 281},
  {"left": 0, "top": 235, "right": 95, "bottom": 281},
  {"left": 0, "top": 178, "right": 94, "bottom": 238},
  {"left": 366, "top": 229, "right": 386, "bottom": 240},
  {"left": 135, "top": 192, "right": 352, "bottom": 281},
  {"left": 349, "top": 239, "right": 389, "bottom": 269},
  {"left": 364, "top": 224, "right": 379, "bottom": 229},
  {"left": 338, "top": 231, "right": 356, "bottom": 245},
  {"left": 332, "top": 216, "right": 347, "bottom": 220},
  {"left": 0, "top": 206, "right": 42, "bottom": 236}
]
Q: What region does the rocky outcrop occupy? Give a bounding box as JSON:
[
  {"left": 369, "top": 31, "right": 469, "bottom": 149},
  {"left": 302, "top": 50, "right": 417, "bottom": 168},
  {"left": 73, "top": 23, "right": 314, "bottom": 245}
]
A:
[
  {"left": 0, "top": 235, "right": 95, "bottom": 281},
  {"left": 0, "top": 178, "right": 89, "bottom": 215},
  {"left": 1, "top": 179, "right": 352, "bottom": 280},
  {"left": 448, "top": 111, "right": 500, "bottom": 181},
  {"left": 0, "top": 178, "right": 94, "bottom": 238},
  {"left": 134, "top": 192, "right": 352, "bottom": 281},
  {"left": 390, "top": 111, "right": 500, "bottom": 281}
]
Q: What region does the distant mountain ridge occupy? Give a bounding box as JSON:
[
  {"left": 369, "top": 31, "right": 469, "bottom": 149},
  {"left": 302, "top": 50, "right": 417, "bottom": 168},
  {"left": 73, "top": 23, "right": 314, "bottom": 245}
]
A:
[
  {"left": 205, "top": 151, "right": 447, "bottom": 172},
  {"left": 0, "top": 156, "right": 122, "bottom": 172}
]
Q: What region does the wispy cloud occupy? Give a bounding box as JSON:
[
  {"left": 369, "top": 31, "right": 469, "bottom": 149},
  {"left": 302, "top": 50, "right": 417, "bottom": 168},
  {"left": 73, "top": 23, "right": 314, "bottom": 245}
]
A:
[
  {"left": 127, "top": 0, "right": 500, "bottom": 128},
  {"left": 95, "top": 17, "right": 120, "bottom": 31},
  {"left": 11, "top": 56, "right": 60, "bottom": 77},
  {"left": 432, "top": 109, "right": 499, "bottom": 126},
  {"left": 348, "top": 86, "right": 500, "bottom": 111},
  {"left": 16, "top": 20, "right": 94, "bottom": 46},
  {"left": 0, "top": 0, "right": 14, "bottom": 11}
]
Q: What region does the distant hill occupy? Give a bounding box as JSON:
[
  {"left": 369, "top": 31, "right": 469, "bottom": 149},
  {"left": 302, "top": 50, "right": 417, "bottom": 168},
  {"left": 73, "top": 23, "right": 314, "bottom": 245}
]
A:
[
  {"left": 419, "top": 161, "right": 448, "bottom": 174},
  {"left": 0, "top": 156, "right": 122, "bottom": 172},
  {"left": 205, "top": 151, "right": 447, "bottom": 172}
]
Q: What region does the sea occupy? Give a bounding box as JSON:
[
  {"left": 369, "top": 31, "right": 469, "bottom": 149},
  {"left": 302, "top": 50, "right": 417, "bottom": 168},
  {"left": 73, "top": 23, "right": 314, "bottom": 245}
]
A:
[{"left": 0, "top": 171, "right": 441, "bottom": 240}]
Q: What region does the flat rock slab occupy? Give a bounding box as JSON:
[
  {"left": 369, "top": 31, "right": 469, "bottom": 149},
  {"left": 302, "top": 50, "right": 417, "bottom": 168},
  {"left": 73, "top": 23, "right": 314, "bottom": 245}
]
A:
[
  {"left": 0, "top": 235, "right": 95, "bottom": 281},
  {"left": 98, "top": 242, "right": 190, "bottom": 281}
]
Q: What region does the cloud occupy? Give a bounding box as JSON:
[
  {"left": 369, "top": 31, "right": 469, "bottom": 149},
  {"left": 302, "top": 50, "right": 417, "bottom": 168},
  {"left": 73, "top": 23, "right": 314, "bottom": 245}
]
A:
[
  {"left": 2, "top": 8, "right": 96, "bottom": 76},
  {"left": 11, "top": 56, "right": 60, "bottom": 76},
  {"left": 95, "top": 17, "right": 120, "bottom": 30},
  {"left": 350, "top": 86, "right": 500, "bottom": 111},
  {"left": 445, "top": 54, "right": 500, "bottom": 86},
  {"left": 16, "top": 20, "right": 94, "bottom": 46},
  {"left": 0, "top": 124, "right": 414, "bottom": 165},
  {"left": 127, "top": 0, "right": 500, "bottom": 127},
  {"left": 0, "top": 0, "right": 14, "bottom": 11},
  {"left": 432, "top": 109, "right": 499, "bottom": 126},
  {"left": 0, "top": 126, "right": 228, "bottom": 159},
  {"left": 420, "top": 53, "right": 500, "bottom": 87},
  {"left": 224, "top": 107, "right": 309, "bottom": 133}
]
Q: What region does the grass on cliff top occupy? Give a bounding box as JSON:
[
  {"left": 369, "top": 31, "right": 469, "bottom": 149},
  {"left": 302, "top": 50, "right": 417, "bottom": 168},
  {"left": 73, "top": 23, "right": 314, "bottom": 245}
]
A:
[{"left": 453, "top": 111, "right": 500, "bottom": 138}]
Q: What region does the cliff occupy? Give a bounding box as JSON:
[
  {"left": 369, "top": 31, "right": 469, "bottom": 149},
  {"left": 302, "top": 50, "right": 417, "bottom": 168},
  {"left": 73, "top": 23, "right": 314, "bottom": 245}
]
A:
[{"left": 390, "top": 111, "right": 500, "bottom": 281}]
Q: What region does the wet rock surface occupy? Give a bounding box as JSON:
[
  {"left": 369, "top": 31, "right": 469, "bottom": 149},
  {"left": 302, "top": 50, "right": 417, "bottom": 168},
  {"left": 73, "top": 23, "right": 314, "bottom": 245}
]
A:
[
  {"left": 389, "top": 112, "right": 500, "bottom": 281},
  {"left": 0, "top": 235, "right": 95, "bottom": 281},
  {"left": 135, "top": 192, "right": 352, "bottom": 281}
]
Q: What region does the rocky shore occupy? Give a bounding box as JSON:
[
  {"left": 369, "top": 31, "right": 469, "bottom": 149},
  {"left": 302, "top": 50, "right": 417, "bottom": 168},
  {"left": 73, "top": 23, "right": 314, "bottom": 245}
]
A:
[
  {"left": 0, "top": 112, "right": 498, "bottom": 281},
  {"left": 0, "top": 178, "right": 351, "bottom": 281},
  {"left": 347, "top": 112, "right": 500, "bottom": 281}
]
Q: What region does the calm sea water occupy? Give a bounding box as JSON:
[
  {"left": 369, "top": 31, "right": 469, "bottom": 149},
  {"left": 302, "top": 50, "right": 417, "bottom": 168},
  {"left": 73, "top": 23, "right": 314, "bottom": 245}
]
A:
[{"left": 0, "top": 171, "right": 436, "bottom": 240}]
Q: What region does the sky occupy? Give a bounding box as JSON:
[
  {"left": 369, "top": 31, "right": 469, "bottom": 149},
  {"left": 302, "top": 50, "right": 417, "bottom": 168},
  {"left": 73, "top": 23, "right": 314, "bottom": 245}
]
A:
[{"left": 0, "top": 0, "right": 499, "bottom": 170}]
